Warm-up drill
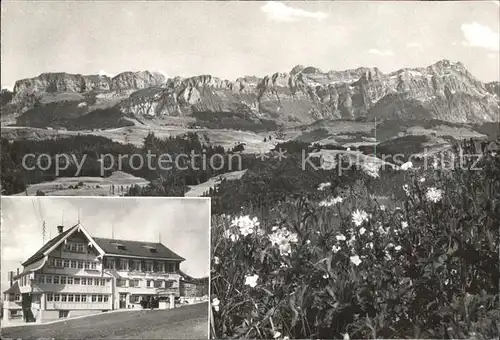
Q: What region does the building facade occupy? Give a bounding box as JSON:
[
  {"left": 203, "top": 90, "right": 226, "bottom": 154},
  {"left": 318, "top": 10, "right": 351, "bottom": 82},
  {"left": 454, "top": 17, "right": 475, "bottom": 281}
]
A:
[{"left": 2, "top": 223, "right": 185, "bottom": 323}]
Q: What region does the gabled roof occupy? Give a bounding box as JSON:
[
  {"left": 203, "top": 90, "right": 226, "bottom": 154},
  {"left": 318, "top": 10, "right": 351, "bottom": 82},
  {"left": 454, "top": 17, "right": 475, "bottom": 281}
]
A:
[
  {"left": 22, "top": 224, "right": 79, "bottom": 266},
  {"left": 93, "top": 238, "right": 185, "bottom": 261},
  {"left": 3, "top": 281, "right": 20, "bottom": 294}
]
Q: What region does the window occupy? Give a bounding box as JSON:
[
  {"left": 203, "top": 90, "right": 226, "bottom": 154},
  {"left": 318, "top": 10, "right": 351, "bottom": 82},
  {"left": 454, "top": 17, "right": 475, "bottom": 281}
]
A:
[
  {"left": 75, "top": 294, "right": 81, "bottom": 302},
  {"left": 132, "top": 260, "right": 141, "bottom": 271},
  {"left": 84, "top": 262, "right": 90, "bottom": 269},
  {"left": 90, "top": 262, "right": 97, "bottom": 270},
  {"left": 59, "top": 310, "right": 69, "bottom": 318},
  {"left": 120, "top": 259, "right": 129, "bottom": 271},
  {"left": 67, "top": 277, "right": 73, "bottom": 284},
  {"left": 47, "top": 294, "right": 54, "bottom": 302},
  {"left": 117, "top": 245, "right": 127, "bottom": 250},
  {"left": 53, "top": 276, "right": 60, "bottom": 284},
  {"left": 39, "top": 275, "right": 45, "bottom": 284},
  {"left": 50, "top": 258, "right": 57, "bottom": 267},
  {"left": 129, "top": 279, "right": 140, "bottom": 288},
  {"left": 117, "top": 279, "right": 126, "bottom": 287},
  {"left": 146, "top": 280, "right": 152, "bottom": 288},
  {"left": 54, "top": 294, "right": 60, "bottom": 302},
  {"left": 74, "top": 278, "right": 80, "bottom": 285},
  {"left": 71, "top": 260, "right": 77, "bottom": 268},
  {"left": 149, "top": 248, "right": 157, "bottom": 253},
  {"left": 81, "top": 278, "right": 87, "bottom": 285},
  {"left": 64, "top": 243, "right": 71, "bottom": 251},
  {"left": 145, "top": 261, "right": 153, "bottom": 272},
  {"left": 100, "top": 279, "right": 105, "bottom": 286},
  {"left": 81, "top": 295, "right": 87, "bottom": 302},
  {"left": 92, "top": 295, "right": 97, "bottom": 302},
  {"left": 93, "top": 278, "right": 99, "bottom": 286},
  {"left": 61, "top": 294, "right": 67, "bottom": 302},
  {"left": 154, "top": 280, "right": 162, "bottom": 288},
  {"left": 76, "top": 244, "right": 85, "bottom": 253},
  {"left": 63, "top": 260, "right": 69, "bottom": 268},
  {"left": 165, "top": 280, "right": 175, "bottom": 288},
  {"left": 104, "top": 295, "right": 109, "bottom": 302},
  {"left": 68, "top": 294, "right": 74, "bottom": 302},
  {"left": 46, "top": 276, "right": 53, "bottom": 284},
  {"left": 158, "top": 262, "right": 165, "bottom": 272},
  {"left": 61, "top": 276, "right": 67, "bottom": 284},
  {"left": 8, "top": 294, "right": 14, "bottom": 301},
  {"left": 78, "top": 261, "right": 84, "bottom": 269},
  {"left": 56, "top": 259, "right": 63, "bottom": 267},
  {"left": 98, "top": 295, "right": 103, "bottom": 302},
  {"left": 15, "top": 294, "right": 21, "bottom": 301},
  {"left": 107, "top": 259, "right": 115, "bottom": 270}
]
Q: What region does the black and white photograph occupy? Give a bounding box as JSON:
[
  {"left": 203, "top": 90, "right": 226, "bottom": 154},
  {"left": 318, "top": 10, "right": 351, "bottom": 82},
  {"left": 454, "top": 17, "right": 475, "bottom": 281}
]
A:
[
  {"left": 1, "top": 1, "right": 499, "bottom": 339},
  {"left": 1, "top": 196, "right": 210, "bottom": 339}
]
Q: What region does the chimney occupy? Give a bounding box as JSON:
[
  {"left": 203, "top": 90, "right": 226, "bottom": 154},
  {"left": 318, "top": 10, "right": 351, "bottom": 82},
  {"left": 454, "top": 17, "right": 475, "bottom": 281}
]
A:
[
  {"left": 57, "top": 225, "right": 64, "bottom": 234},
  {"left": 17, "top": 268, "right": 19, "bottom": 275},
  {"left": 9, "top": 271, "right": 14, "bottom": 286}
]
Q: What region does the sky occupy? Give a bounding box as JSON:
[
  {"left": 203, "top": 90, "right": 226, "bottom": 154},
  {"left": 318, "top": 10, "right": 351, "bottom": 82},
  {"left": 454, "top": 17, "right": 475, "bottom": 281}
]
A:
[
  {"left": 0, "top": 1, "right": 499, "bottom": 89},
  {"left": 0, "top": 197, "right": 210, "bottom": 294}
]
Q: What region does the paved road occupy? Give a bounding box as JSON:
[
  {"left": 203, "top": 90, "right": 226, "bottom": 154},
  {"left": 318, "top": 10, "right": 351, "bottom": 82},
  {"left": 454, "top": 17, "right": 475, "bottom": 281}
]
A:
[{"left": 1, "top": 303, "right": 208, "bottom": 339}]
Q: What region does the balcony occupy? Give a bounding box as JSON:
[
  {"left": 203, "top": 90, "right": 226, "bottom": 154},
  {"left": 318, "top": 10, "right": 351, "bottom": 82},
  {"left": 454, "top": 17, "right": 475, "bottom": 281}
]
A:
[{"left": 3, "top": 300, "right": 23, "bottom": 309}]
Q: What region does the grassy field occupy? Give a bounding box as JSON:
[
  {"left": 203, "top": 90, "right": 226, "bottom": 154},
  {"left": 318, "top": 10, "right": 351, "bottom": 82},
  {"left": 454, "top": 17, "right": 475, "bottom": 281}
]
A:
[{"left": 1, "top": 303, "right": 209, "bottom": 339}]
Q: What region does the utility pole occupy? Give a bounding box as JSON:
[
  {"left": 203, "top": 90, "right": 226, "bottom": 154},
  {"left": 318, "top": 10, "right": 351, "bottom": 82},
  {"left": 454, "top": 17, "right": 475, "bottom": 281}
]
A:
[{"left": 42, "top": 221, "right": 46, "bottom": 244}]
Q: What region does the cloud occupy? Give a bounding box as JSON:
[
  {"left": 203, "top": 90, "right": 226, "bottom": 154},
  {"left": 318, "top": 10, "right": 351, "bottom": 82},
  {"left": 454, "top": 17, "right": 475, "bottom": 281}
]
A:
[
  {"left": 406, "top": 42, "right": 424, "bottom": 51},
  {"left": 367, "top": 48, "right": 394, "bottom": 56},
  {"left": 461, "top": 22, "right": 499, "bottom": 51},
  {"left": 260, "top": 1, "right": 328, "bottom": 22},
  {"left": 99, "top": 70, "right": 115, "bottom": 78}
]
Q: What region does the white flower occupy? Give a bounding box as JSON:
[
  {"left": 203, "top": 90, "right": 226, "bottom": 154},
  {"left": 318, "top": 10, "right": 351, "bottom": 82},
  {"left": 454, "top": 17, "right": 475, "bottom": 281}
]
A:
[
  {"left": 223, "top": 229, "right": 240, "bottom": 242},
  {"left": 359, "top": 227, "right": 366, "bottom": 235},
  {"left": 273, "top": 331, "right": 282, "bottom": 339},
  {"left": 318, "top": 182, "right": 332, "bottom": 191},
  {"left": 365, "top": 242, "right": 374, "bottom": 249},
  {"left": 386, "top": 243, "right": 394, "bottom": 248},
  {"left": 444, "top": 279, "right": 449, "bottom": 285},
  {"left": 343, "top": 333, "right": 350, "bottom": 340},
  {"left": 232, "top": 215, "right": 260, "bottom": 236},
  {"left": 385, "top": 252, "right": 392, "bottom": 261},
  {"left": 395, "top": 245, "right": 402, "bottom": 251},
  {"left": 306, "top": 239, "right": 311, "bottom": 245},
  {"left": 352, "top": 209, "right": 369, "bottom": 227},
  {"left": 322, "top": 273, "right": 329, "bottom": 279},
  {"left": 400, "top": 161, "right": 413, "bottom": 171},
  {"left": 213, "top": 256, "right": 220, "bottom": 264},
  {"left": 349, "top": 255, "right": 362, "bottom": 266},
  {"left": 272, "top": 226, "right": 279, "bottom": 231},
  {"left": 283, "top": 337, "right": 290, "bottom": 340},
  {"left": 244, "top": 274, "right": 259, "bottom": 288},
  {"left": 212, "top": 297, "right": 220, "bottom": 312},
  {"left": 403, "top": 184, "right": 410, "bottom": 196},
  {"left": 380, "top": 205, "right": 386, "bottom": 211},
  {"left": 361, "top": 162, "right": 380, "bottom": 178},
  {"left": 419, "top": 177, "right": 426, "bottom": 183},
  {"left": 319, "top": 196, "right": 343, "bottom": 207},
  {"left": 426, "top": 187, "right": 443, "bottom": 203},
  {"left": 336, "top": 234, "right": 346, "bottom": 241},
  {"left": 401, "top": 221, "right": 408, "bottom": 229},
  {"left": 269, "top": 228, "right": 298, "bottom": 256}
]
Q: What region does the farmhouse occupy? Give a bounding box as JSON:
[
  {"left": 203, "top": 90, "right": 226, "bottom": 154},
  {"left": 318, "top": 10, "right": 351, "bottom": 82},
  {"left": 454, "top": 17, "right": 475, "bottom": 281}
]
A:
[{"left": 2, "top": 223, "right": 186, "bottom": 323}]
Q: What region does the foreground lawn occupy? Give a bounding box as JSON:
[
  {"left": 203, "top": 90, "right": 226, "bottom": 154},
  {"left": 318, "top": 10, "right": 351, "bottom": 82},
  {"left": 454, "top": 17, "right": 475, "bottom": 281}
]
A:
[{"left": 1, "top": 303, "right": 208, "bottom": 339}]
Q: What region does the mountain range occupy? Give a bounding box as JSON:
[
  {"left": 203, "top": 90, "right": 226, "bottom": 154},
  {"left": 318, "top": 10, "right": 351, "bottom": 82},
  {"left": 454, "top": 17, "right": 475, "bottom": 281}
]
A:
[{"left": 1, "top": 59, "right": 499, "bottom": 133}]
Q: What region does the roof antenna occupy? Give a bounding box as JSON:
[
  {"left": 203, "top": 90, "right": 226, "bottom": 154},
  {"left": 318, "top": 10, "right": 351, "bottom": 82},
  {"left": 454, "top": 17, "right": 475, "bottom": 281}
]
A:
[
  {"left": 159, "top": 232, "right": 161, "bottom": 244},
  {"left": 77, "top": 208, "right": 81, "bottom": 224}
]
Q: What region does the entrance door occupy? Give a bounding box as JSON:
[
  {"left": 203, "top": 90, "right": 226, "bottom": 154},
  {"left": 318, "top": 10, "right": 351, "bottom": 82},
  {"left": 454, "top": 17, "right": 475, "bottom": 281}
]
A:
[{"left": 119, "top": 293, "right": 127, "bottom": 309}]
